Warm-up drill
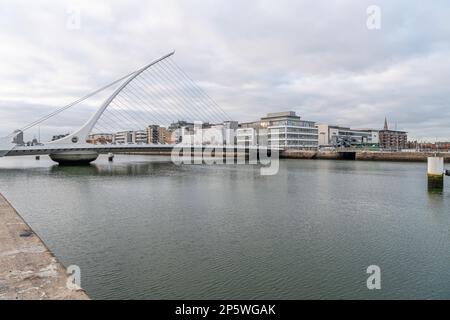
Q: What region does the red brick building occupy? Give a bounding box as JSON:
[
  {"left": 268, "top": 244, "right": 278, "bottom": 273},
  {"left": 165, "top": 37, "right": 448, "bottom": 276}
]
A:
[{"left": 379, "top": 118, "right": 407, "bottom": 150}]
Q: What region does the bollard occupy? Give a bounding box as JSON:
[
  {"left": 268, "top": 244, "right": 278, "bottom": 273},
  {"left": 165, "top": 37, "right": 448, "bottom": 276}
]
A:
[
  {"left": 35, "top": 155, "right": 40, "bottom": 160},
  {"left": 428, "top": 157, "right": 444, "bottom": 190},
  {"left": 108, "top": 152, "right": 114, "bottom": 162}
]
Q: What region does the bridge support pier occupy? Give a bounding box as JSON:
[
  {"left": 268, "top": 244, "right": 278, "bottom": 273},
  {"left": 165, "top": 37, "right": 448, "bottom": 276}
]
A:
[{"left": 49, "top": 151, "right": 99, "bottom": 165}]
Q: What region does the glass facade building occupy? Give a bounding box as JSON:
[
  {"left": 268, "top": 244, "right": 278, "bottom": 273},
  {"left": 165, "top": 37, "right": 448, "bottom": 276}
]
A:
[
  {"left": 260, "top": 112, "right": 319, "bottom": 150},
  {"left": 237, "top": 112, "right": 319, "bottom": 150}
]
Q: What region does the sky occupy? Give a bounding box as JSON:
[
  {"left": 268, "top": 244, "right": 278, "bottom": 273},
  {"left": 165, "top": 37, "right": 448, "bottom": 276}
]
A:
[{"left": 0, "top": 0, "right": 449, "bottom": 141}]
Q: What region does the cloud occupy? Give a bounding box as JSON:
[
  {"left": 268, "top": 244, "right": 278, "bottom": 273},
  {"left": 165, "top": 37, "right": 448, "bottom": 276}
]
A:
[{"left": 0, "top": 0, "right": 449, "bottom": 141}]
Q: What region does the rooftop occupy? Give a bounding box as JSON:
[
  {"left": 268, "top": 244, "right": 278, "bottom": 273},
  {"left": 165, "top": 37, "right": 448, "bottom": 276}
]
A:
[{"left": 261, "top": 111, "right": 301, "bottom": 120}]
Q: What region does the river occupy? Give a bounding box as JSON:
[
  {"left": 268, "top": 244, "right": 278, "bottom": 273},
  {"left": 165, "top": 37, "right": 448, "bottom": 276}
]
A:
[{"left": 0, "top": 155, "right": 449, "bottom": 299}]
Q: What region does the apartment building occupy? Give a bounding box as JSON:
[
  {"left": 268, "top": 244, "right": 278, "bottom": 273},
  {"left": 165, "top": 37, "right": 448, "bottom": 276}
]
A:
[
  {"left": 132, "top": 130, "right": 148, "bottom": 144},
  {"left": 379, "top": 118, "right": 407, "bottom": 150},
  {"left": 147, "top": 125, "right": 172, "bottom": 144},
  {"left": 113, "top": 130, "right": 147, "bottom": 144}
]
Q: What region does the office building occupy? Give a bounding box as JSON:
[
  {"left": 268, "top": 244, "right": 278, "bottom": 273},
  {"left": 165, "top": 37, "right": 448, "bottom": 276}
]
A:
[
  {"left": 169, "top": 121, "right": 194, "bottom": 144},
  {"left": 236, "top": 127, "right": 258, "bottom": 146},
  {"left": 202, "top": 121, "right": 239, "bottom": 145},
  {"left": 237, "top": 112, "right": 318, "bottom": 149},
  {"left": 261, "top": 111, "right": 318, "bottom": 149},
  {"left": 223, "top": 121, "right": 239, "bottom": 145},
  {"left": 317, "top": 124, "right": 376, "bottom": 147},
  {"left": 356, "top": 129, "right": 379, "bottom": 144}
]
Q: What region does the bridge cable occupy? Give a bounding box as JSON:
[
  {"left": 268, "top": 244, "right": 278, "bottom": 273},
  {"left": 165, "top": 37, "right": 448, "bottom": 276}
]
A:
[{"left": 148, "top": 63, "right": 223, "bottom": 124}]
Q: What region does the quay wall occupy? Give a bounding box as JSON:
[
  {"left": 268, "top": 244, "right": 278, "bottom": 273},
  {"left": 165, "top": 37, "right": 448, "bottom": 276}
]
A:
[
  {"left": 355, "top": 151, "right": 450, "bottom": 162},
  {"left": 114, "top": 149, "right": 450, "bottom": 163},
  {"left": 282, "top": 150, "right": 450, "bottom": 162},
  {"left": 0, "top": 193, "right": 89, "bottom": 300}
]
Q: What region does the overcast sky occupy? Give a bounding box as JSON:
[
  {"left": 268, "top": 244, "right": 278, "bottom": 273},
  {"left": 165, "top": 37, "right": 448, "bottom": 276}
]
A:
[{"left": 1, "top": 0, "right": 449, "bottom": 141}]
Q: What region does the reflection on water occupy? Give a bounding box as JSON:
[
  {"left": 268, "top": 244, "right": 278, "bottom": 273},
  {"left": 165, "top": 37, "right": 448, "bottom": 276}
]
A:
[
  {"left": 49, "top": 161, "right": 181, "bottom": 177},
  {"left": 0, "top": 155, "right": 450, "bottom": 300}
]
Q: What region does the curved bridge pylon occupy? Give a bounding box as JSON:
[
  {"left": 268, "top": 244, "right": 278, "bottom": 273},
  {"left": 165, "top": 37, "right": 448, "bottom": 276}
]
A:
[{"left": 49, "top": 52, "right": 175, "bottom": 145}]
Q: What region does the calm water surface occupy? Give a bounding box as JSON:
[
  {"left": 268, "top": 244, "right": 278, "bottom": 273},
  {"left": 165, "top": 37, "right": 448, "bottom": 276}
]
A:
[{"left": 0, "top": 155, "right": 449, "bottom": 299}]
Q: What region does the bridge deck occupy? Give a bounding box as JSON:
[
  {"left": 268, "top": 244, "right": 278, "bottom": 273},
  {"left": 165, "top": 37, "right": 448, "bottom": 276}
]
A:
[{"left": 3, "top": 144, "right": 282, "bottom": 157}]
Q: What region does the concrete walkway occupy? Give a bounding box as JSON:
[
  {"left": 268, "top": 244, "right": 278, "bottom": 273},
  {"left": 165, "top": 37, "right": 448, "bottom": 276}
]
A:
[{"left": 0, "top": 193, "right": 89, "bottom": 300}]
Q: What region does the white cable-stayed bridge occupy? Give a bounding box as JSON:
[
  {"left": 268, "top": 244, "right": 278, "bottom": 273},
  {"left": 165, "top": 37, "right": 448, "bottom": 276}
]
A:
[{"left": 0, "top": 52, "right": 278, "bottom": 165}]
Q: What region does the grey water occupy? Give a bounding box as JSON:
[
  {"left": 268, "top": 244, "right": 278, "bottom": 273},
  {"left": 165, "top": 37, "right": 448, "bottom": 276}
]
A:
[{"left": 0, "top": 155, "right": 449, "bottom": 299}]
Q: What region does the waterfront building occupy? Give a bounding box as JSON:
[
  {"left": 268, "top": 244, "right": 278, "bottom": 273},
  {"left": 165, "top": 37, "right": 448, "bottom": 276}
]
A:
[
  {"left": 113, "top": 131, "right": 133, "bottom": 144},
  {"left": 379, "top": 118, "right": 407, "bottom": 150},
  {"left": 169, "top": 121, "right": 194, "bottom": 131},
  {"left": 202, "top": 121, "right": 238, "bottom": 145},
  {"left": 237, "top": 121, "right": 268, "bottom": 146},
  {"left": 356, "top": 129, "right": 379, "bottom": 144},
  {"left": 167, "top": 120, "right": 228, "bottom": 145},
  {"left": 87, "top": 133, "right": 113, "bottom": 144},
  {"left": 147, "top": 125, "right": 161, "bottom": 144},
  {"left": 316, "top": 124, "right": 376, "bottom": 147},
  {"left": 147, "top": 125, "right": 172, "bottom": 144},
  {"left": 132, "top": 130, "right": 148, "bottom": 144},
  {"left": 237, "top": 112, "right": 318, "bottom": 149},
  {"left": 407, "top": 141, "right": 450, "bottom": 152},
  {"left": 202, "top": 125, "right": 224, "bottom": 145},
  {"left": 114, "top": 130, "right": 147, "bottom": 144},
  {"left": 260, "top": 111, "right": 318, "bottom": 149},
  {"left": 236, "top": 127, "right": 258, "bottom": 146},
  {"left": 159, "top": 127, "right": 172, "bottom": 144},
  {"left": 223, "top": 121, "right": 239, "bottom": 145},
  {"left": 179, "top": 129, "right": 193, "bottom": 144},
  {"left": 12, "top": 130, "right": 24, "bottom": 146},
  {"left": 169, "top": 121, "right": 194, "bottom": 144}
]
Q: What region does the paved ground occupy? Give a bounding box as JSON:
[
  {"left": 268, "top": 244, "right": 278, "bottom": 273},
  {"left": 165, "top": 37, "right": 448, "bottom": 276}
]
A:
[{"left": 0, "top": 193, "right": 89, "bottom": 300}]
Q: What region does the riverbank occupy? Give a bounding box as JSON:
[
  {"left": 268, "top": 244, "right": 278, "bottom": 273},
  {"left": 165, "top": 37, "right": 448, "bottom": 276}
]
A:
[
  {"left": 282, "top": 150, "right": 450, "bottom": 162},
  {"left": 114, "top": 149, "right": 450, "bottom": 163},
  {"left": 0, "top": 193, "right": 89, "bottom": 300}
]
